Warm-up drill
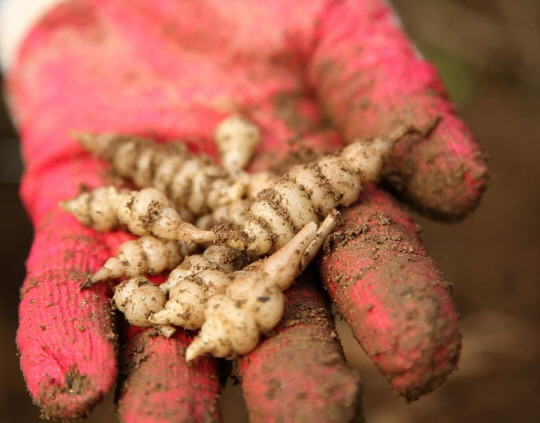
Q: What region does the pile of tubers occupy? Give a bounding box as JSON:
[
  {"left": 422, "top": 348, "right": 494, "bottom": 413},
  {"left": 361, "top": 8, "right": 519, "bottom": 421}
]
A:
[{"left": 61, "top": 115, "right": 406, "bottom": 360}]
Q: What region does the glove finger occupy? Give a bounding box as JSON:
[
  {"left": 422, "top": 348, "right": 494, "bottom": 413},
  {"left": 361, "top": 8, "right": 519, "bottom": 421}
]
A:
[
  {"left": 308, "top": 0, "right": 488, "bottom": 219},
  {"left": 18, "top": 160, "right": 117, "bottom": 420},
  {"left": 320, "top": 183, "right": 461, "bottom": 401},
  {"left": 237, "top": 270, "right": 363, "bottom": 423},
  {"left": 116, "top": 325, "right": 221, "bottom": 423}
]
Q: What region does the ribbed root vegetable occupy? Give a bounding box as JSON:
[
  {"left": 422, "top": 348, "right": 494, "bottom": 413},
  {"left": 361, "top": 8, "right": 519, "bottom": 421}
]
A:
[
  {"left": 151, "top": 217, "right": 331, "bottom": 331},
  {"left": 185, "top": 212, "right": 337, "bottom": 360},
  {"left": 59, "top": 186, "right": 122, "bottom": 232},
  {"left": 214, "top": 115, "right": 261, "bottom": 173},
  {"left": 72, "top": 131, "right": 248, "bottom": 214},
  {"left": 231, "top": 127, "right": 414, "bottom": 255},
  {"left": 61, "top": 186, "right": 217, "bottom": 243},
  {"left": 84, "top": 236, "right": 195, "bottom": 287}
]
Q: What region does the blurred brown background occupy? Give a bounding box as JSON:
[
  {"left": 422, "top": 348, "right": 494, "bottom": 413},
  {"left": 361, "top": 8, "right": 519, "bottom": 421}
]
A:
[{"left": 1, "top": 0, "right": 539, "bottom": 421}]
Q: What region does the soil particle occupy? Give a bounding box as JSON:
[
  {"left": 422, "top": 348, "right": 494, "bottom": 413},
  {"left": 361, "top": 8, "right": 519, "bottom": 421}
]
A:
[
  {"left": 212, "top": 224, "right": 250, "bottom": 245},
  {"left": 37, "top": 366, "right": 94, "bottom": 420},
  {"left": 63, "top": 366, "right": 91, "bottom": 396},
  {"left": 280, "top": 293, "right": 332, "bottom": 331}
]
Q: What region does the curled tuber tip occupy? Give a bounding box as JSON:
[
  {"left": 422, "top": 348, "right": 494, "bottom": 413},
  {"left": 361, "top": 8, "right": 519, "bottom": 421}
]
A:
[
  {"left": 58, "top": 199, "right": 70, "bottom": 212},
  {"left": 60, "top": 186, "right": 120, "bottom": 232},
  {"left": 59, "top": 197, "right": 86, "bottom": 218},
  {"left": 68, "top": 129, "right": 91, "bottom": 141},
  {"left": 258, "top": 221, "right": 318, "bottom": 289}
]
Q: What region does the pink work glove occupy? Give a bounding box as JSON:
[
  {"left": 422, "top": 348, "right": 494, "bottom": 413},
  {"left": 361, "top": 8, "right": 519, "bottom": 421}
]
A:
[{"left": 5, "top": 0, "right": 487, "bottom": 421}]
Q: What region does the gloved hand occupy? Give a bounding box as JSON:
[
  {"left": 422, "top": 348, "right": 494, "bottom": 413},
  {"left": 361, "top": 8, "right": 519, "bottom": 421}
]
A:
[{"left": 4, "top": 0, "right": 487, "bottom": 421}]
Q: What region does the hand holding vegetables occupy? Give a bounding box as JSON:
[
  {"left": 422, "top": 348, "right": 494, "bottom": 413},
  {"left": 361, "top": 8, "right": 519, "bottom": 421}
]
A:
[{"left": 2, "top": 0, "right": 487, "bottom": 421}]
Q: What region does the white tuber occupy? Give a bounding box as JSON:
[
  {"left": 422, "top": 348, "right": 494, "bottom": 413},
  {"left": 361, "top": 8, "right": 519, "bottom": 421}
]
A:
[
  {"left": 72, "top": 132, "right": 249, "bottom": 214},
  {"left": 149, "top": 269, "right": 233, "bottom": 330},
  {"left": 62, "top": 186, "right": 217, "bottom": 243},
  {"left": 214, "top": 115, "right": 261, "bottom": 173},
  {"left": 59, "top": 186, "right": 120, "bottom": 232},
  {"left": 113, "top": 277, "right": 168, "bottom": 328},
  {"left": 227, "top": 133, "right": 399, "bottom": 255},
  {"left": 86, "top": 236, "right": 195, "bottom": 286}
]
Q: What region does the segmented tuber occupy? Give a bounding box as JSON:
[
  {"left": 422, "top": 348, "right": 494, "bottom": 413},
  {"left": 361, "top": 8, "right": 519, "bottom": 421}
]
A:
[
  {"left": 59, "top": 186, "right": 121, "bottom": 232},
  {"left": 113, "top": 277, "right": 168, "bottom": 328},
  {"left": 72, "top": 131, "right": 249, "bottom": 214},
  {"left": 226, "top": 129, "right": 407, "bottom": 254},
  {"left": 149, "top": 244, "right": 249, "bottom": 330},
  {"left": 61, "top": 186, "right": 216, "bottom": 242},
  {"left": 86, "top": 236, "right": 196, "bottom": 286},
  {"left": 214, "top": 115, "right": 261, "bottom": 173},
  {"left": 158, "top": 244, "right": 248, "bottom": 292}
]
